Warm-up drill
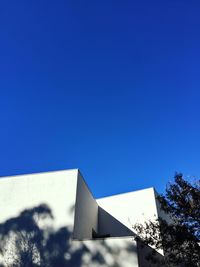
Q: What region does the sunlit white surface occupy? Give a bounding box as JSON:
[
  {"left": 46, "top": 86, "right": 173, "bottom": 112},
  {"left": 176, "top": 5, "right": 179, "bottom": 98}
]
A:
[
  {"left": 0, "top": 169, "right": 78, "bottom": 228},
  {"left": 97, "top": 187, "right": 159, "bottom": 232},
  {"left": 0, "top": 169, "right": 164, "bottom": 266}
]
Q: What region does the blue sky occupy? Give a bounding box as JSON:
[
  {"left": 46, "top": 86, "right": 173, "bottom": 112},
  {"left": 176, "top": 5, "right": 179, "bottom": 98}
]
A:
[{"left": 0, "top": 0, "right": 200, "bottom": 197}]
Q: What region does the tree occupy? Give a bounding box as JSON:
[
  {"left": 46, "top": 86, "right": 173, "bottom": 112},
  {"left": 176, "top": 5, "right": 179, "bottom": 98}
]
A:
[{"left": 133, "top": 173, "right": 200, "bottom": 267}]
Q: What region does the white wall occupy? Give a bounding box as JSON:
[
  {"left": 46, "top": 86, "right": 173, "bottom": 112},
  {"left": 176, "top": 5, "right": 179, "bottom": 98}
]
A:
[
  {"left": 0, "top": 169, "right": 79, "bottom": 228},
  {"left": 98, "top": 206, "right": 134, "bottom": 237},
  {"left": 0, "top": 169, "right": 164, "bottom": 266},
  {"left": 97, "top": 188, "right": 165, "bottom": 257},
  {"left": 73, "top": 171, "right": 99, "bottom": 240},
  {"left": 78, "top": 237, "right": 139, "bottom": 267},
  {"left": 97, "top": 187, "right": 159, "bottom": 234}
]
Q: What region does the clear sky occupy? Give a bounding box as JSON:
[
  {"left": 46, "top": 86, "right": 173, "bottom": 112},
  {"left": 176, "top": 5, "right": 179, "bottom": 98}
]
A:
[{"left": 0, "top": 0, "right": 200, "bottom": 198}]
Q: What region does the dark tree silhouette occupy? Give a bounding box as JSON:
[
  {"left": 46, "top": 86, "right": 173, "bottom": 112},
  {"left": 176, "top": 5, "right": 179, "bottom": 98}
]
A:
[{"left": 133, "top": 173, "right": 200, "bottom": 267}]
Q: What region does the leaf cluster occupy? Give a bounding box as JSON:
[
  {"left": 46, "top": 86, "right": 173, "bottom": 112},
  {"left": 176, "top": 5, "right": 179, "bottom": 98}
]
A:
[{"left": 134, "top": 173, "right": 200, "bottom": 267}]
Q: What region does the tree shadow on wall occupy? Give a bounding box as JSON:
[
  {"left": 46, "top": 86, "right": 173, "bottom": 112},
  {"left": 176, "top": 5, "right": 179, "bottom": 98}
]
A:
[{"left": 0, "top": 205, "right": 137, "bottom": 267}]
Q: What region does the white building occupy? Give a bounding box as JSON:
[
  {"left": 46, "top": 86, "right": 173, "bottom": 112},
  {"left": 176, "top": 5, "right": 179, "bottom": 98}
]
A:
[{"left": 0, "top": 169, "right": 164, "bottom": 267}]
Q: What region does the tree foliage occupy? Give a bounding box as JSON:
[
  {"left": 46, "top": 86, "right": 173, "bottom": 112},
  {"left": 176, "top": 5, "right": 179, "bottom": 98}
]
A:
[{"left": 134, "top": 173, "right": 200, "bottom": 267}]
